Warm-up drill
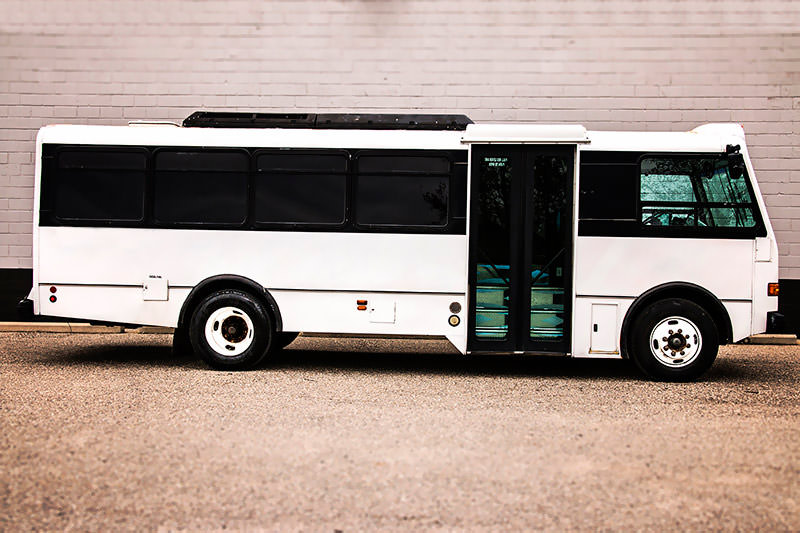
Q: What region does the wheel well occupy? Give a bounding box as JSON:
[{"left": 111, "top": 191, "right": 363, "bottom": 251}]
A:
[
  {"left": 620, "top": 282, "right": 733, "bottom": 359},
  {"left": 177, "top": 275, "right": 283, "bottom": 333}
]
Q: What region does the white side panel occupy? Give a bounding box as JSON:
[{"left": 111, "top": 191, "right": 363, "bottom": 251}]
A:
[
  {"left": 142, "top": 276, "right": 168, "bottom": 301},
  {"left": 38, "top": 228, "right": 467, "bottom": 293},
  {"left": 35, "top": 227, "right": 469, "bottom": 351},
  {"left": 724, "top": 300, "right": 753, "bottom": 342},
  {"left": 590, "top": 303, "right": 619, "bottom": 353},
  {"left": 575, "top": 237, "right": 754, "bottom": 300},
  {"left": 573, "top": 297, "right": 632, "bottom": 359},
  {"left": 752, "top": 235, "right": 779, "bottom": 336},
  {"left": 39, "top": 285, "right": 190, "bottom": 327},
  {"left": 273, "top": 290, "right": 465, "bottom": 340},
  {"left": 755, "top": 237, "right": 772, "bottom": 262},
  {"left": 37, "top": 284, "right": 467, "bottom": 352},
  {"left": 368, "top": 297, "right": 396, "bottom": 324},
  {"left": 572, "top": 297, "right": 752, "bottom": 358}
]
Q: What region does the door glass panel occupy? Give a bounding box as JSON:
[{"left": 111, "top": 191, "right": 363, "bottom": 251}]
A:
[
  {"left": 474, "top": 154, "right": 513, "bottom": 340},
  {"left": 529, "top": 155, "right": 569, "bottom": 340}
]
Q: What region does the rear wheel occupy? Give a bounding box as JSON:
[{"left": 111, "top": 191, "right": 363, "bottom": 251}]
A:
[
  {"left": 189, "top": 289, "right": 273, "bottom": 370},
  {"left": 629, "top": 298, "right": 719, "bottom": 381}
]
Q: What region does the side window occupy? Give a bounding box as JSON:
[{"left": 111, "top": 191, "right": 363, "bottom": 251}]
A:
[
  {"left": 578, "top": 157, "right": 638, "bottom": 221},
  {"left": 640, "top": 157, "right": 757, "bottom": 229},
  {"left": 700, "top": 162, "right": 756, "bottom": 227},
  {"left": 154, "top": 150, "right": 248, "bottom": 225},
  {"left": 54, "top": 149, "right": 146, "bottom": 222},
  {"left": 355, "top": 154, "right": 450, "bottom": 228},
  {"left": 254, "top": 151, "right": 347, "bottom": 225}
]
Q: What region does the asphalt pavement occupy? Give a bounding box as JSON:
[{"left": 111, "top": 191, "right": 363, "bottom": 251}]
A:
[{"left": 1, "top": 332, "right": 798, "bottom": 531}]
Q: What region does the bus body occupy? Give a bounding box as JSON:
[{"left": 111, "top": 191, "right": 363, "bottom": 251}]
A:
[{"left": 22, "top": 113, "right": 780, "bottom": 380}]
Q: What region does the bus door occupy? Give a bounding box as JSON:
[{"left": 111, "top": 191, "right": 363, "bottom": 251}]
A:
[{"left": 467, "top": 145, "right": 574, "bottom": 354}]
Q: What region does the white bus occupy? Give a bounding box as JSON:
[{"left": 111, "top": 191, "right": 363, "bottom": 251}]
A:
[{"left": 19, "top": 112, "right": 781, "bottom": 380}]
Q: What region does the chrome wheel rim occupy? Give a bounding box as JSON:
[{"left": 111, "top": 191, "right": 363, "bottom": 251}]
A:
[
  {"left": 204, "top": 306, "right": 254, "bottom": 356},
  {"left": 649, "top": 316, "right": 702, "bottom": 368}
]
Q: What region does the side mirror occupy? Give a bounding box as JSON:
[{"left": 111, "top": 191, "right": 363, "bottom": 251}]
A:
[{"left": 728, "top": 153, "right": 745, "bottom": 180}]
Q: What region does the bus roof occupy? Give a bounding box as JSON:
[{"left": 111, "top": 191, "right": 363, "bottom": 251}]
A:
[{"left": 36, "top": 121, "right": 746, "bottom": 154}]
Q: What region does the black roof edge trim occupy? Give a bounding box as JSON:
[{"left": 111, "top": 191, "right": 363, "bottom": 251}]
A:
[{"left": 182, "top": 111, "right": 473, "bottom": 131}]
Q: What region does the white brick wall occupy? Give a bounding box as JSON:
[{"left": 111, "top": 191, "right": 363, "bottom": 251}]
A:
[{"left": 1, "top": 0, "right": 799, "bottom": 274}]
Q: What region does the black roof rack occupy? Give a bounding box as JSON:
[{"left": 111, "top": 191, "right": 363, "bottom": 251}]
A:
[{"left": 182, "top": 111, "right": 473, "bottom": 131}]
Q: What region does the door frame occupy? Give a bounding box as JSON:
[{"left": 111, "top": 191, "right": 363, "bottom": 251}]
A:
[{"left": 466, "top": 143, "right": 576, "bottom": 355}]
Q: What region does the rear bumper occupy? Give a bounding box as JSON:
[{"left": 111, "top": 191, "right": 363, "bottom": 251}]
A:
[{"left": 17, "top": 298, "right": 33, "bottom": 320}]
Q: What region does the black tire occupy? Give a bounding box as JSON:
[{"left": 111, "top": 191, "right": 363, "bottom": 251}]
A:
[
  {"left": 629, "top": 298, "right": 719, "bottom": 381},
  {"left": 189, "top": 289, "right": 273, "bottom": 370},
  {"left": 276, "top": 332, "right": 299, "bottom": 348}
]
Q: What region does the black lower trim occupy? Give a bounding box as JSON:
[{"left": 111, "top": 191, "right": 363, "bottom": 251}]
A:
[
  {"left": 766, "top": 311, "right": 785, "bottom": 334},
  {"left": 16, "top": 298, "right": 33, "bottom": 320}
]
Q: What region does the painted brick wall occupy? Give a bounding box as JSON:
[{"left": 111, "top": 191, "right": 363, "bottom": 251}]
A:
[{"left": 1, "top": 1, "right": 799, "bottom": 274}]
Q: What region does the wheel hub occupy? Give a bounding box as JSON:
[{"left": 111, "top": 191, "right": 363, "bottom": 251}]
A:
[
  {"left": 204, "top": 306, "right": 255, "bottom": 357},
  {"left": 221, "top": 316, "right": 247, "bottom": 343},
  {"left": 650, "top": 317, "right": 702, "bottom": 368},
  {"left": 667, "top": 331, "right": 687, "bottom": 351}
]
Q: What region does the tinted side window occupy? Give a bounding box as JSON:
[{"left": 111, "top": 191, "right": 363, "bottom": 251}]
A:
[
  {"left": 55, "top": 149, "right": 146, "bottom": 222},
  {"left": 355, "top": 154, "right": 450, "bottom": 227},
  {"left": 640, "top": 157, "right": 757, "bottom": 228},
  {"left": 254, "top": 152, "right": 347, "bottom": 225},
  {"left": 578, "top": 161, "right": 638, "bottom": 220},
  {"left": 154, "top": 150, "right": 248, "bottom": 225}
]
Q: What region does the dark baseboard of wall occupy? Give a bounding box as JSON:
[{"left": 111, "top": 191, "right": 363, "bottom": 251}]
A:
[
  {"left": 1, "top": 269, "right": 799, "bottom": 334},
  {"left": 0, "top": 268, "right": 32, "bottom": 321}
]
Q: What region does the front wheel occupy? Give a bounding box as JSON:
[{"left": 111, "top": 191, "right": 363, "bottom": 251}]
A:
[
  {"left": 189, "top": 289, "right": 274, "bottom": 370},
  {"left": 629, "top": 298, "right": 719, "bottom": 381}
]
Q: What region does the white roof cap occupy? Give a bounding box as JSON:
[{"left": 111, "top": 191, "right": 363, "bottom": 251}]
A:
[{"left": 462, "top": 123, "right": 589, "bottom": 144}]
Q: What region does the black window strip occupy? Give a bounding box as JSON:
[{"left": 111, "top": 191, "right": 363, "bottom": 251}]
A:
[
  {"left": 40, "top": 144, "right": 467, "bottom": 235},
  {"left": 577, "top": 150, "right": 767, "bottom": 238}
]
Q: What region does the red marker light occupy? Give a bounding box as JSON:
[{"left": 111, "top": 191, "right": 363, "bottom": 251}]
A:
[
  {"left": 50, "top": 286, "right": 57, "bottom": 293},
  {"left": 49, "top": 295, "right": 57, "bottom": 303}
]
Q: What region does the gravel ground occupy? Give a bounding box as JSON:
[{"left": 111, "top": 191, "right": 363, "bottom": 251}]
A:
[{"left": 0, "top": 332, "right": 798, "bottom": 531}]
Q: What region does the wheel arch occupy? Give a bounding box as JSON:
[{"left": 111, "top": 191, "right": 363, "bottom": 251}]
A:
[
  {"left": 620, "top": 282, "right": 733, "bottom": 359},
  {"left": 177, "top": 275, "right": 284, "bottom": 334}
]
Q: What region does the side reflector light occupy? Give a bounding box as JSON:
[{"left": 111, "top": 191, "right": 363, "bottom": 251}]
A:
[
  {"left": 448, "top": 315, "right": 460, "bottom": 327},
  {"left": 357, "top": 299, "right": 367, "bottom": 305},
  {"left": 768, "top": 283, "right": 779, "bottom": 296},
  {"left": 49, "top": 295, "right": 57, "bottom": 303},
  {"left": 49, "top": 286, "right": 57, "bottom": 293},
  {"left": 357, "top": 305, "right": 367, "bottom": 311}
]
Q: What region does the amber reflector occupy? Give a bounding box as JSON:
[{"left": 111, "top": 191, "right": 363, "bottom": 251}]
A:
[{"left": 768, "top": 283, "right": 779, "bottom": 296}]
